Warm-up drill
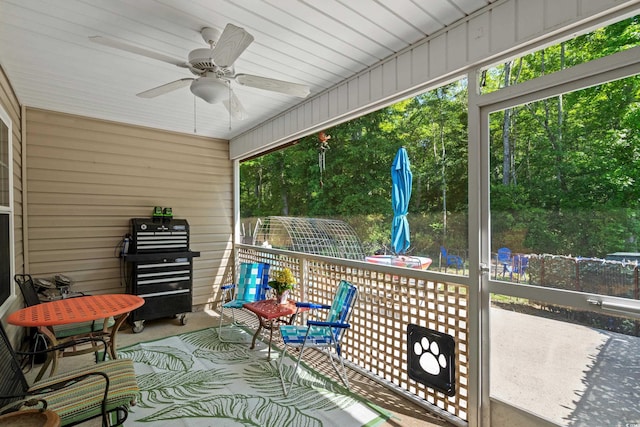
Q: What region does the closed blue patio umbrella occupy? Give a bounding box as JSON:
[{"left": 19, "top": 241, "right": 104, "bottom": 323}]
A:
[{"left": 391, "top": 147, "right": 413, "bottom": 255}]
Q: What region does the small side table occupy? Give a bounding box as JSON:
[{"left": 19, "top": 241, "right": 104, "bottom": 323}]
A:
[
  {"left": 0, "top": 409, "right": 61, "bottom": 427},
  {"left": 243, "top": 299, "right": 309, "bottom": 359}
]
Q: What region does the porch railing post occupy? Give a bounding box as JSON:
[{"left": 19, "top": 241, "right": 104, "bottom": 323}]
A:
[
  {"left": 299, "top": 257, "right": 308, "bottom": 302},
  {"left": 635, "top": 264, "right": 639, "bottom": 300}
]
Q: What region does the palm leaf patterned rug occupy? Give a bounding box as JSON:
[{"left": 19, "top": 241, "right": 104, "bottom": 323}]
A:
[{"left": 119, "top": 327, "right": 390, "bottom": 426}]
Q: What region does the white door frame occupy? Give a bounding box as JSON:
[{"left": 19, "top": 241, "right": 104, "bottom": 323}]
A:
[{"left": 471, "top": 45, "right": 640, "bottom": 426}]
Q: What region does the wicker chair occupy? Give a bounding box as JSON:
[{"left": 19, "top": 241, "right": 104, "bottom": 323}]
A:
[{"left": 0, "top": 322, "right": 139, "bottom": 426}]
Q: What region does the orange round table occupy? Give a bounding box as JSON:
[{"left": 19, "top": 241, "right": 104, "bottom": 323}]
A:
[
  {"left": 7, "top": 294, "right": 144, "bottom": 379},
  {"left": 7, "top": 294, "right": 144, "bottom": 327}
]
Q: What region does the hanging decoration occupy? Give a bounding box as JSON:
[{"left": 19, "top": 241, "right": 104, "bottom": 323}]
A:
[{"left": 318, "top": 131, "right": 331, "bottom": 187}]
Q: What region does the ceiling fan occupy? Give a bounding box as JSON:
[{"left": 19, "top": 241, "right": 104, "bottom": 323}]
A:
[{"left": 89, "top": 24, "right": 311, "bottom": 120}]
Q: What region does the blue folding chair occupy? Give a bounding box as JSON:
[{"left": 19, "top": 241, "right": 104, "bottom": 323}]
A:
[
  {"left": 511, "top": 254, "right": 529, "bottom": 282},
  {"left": 218, "top": 262, "right": 270, "bottom": 343},
  {"left": 278, "top": 280, "right": 358, "bottom": 396},
  {"left": 440, "top": 246, "right": 464, "bottom": 271},
  {"left": 497, "top": 247, "right": 512, "bottom": 278}
]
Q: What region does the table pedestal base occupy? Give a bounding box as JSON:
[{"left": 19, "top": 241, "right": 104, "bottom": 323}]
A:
[
  {"left": 36, "top": 312, "right": 131, "bottom": 381},
  {"left": 243, "top": 299, "right": 307, "bottom": 360},
  {"left": 249, "top": 315, "right": 296, "bottom": 360}
]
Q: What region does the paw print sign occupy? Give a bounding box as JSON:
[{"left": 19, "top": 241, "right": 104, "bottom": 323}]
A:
[{"left": 407, "top": 324, "right": 456, "bottom": 396}]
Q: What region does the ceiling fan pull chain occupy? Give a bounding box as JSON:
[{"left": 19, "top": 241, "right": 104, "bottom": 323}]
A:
[
  {"left": 228, "top": 83, "right": 232, "bottom": 130},
  {"left": 193, "top": 96, "right": 197, "bottom": 133}
]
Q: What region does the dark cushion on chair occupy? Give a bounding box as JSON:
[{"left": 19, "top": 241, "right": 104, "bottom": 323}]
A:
[{"left": 52, "top": 318, "right": 115, "bottom": 339}]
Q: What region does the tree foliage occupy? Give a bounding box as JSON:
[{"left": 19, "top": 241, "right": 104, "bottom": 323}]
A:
[{"left": 241, "top": 16, "right": 640, "bottom": 258}]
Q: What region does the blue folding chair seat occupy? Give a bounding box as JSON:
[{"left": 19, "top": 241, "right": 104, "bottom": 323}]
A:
[
  {"left": 497, "top": 247, "right": 512, "bottom": 278},
  {"left": 218, "top": 262, "right": 270, "bottom": 343},
  {"left": 278, "top": 280, "right": 358, "bottom": 396}
]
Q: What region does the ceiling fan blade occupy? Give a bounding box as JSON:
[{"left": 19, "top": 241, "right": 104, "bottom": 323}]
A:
[
  {"left": 211, "top": 24, "right": 254, "bottom": 68},
  {"left": 89, "top": 36, "right": 189, "bottom": 68},
  {"left": 137, "top": 78, "right": 194, "bottom": 98},
  {"left": 223, "top": 90, "right": 247, "bottom": 120},
  {"left": 234, "top": 74, "right": 310, "bottom": 98}
]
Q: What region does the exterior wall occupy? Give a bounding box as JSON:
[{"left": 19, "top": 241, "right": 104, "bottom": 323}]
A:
[
  {"left": 230, "top": 0, "right": 640, "bottom": 159},
  {"left": 0, "top": 65, "right": 24, "bottom": 343},
  {"left": 24, "top": 108, "right": 231, "bottom": 308}
]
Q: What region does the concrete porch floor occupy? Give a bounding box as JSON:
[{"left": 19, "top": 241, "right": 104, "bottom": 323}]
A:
[{"left": 26, "top": 308, "right": 455, "bottom": 427}]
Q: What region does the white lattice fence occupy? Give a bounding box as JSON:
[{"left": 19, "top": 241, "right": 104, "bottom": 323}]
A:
[{"left": 237, "top": 246, "right": 469, "bottom": 423}]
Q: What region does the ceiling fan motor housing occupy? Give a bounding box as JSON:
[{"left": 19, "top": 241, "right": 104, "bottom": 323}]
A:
[{"left": 188, "top": 48, "right": 216, "bottom": 70}]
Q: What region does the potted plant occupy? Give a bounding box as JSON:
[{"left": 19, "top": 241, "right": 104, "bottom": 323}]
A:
[{"left": 268, "top": 267, "right": 296, "bottom": 304}]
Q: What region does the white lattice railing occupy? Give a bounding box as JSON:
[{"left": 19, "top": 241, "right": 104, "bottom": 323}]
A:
[{"left": 235, "top": 244, "right": 469, "bottom": 425}]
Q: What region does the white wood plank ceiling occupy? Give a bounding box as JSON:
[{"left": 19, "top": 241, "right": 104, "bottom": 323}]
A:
[{"left": 0, "top": 0, "right": 495, "bottom": 140}]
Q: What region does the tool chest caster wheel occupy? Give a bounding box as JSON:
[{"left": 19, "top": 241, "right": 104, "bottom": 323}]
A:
[{"left": 132, "top": 320, "right": 145, "bottom": 333}]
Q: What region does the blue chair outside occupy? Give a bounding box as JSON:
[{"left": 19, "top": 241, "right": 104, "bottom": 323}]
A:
[
  {"left": 278, "top": 280, "right": 358, "bottom": 396},
  {"left": 218, "top": 262, "right": 271, "bottom": 343},
  {"left": 497, "top": 247, "right": 512, "bottom": 278},
  {"left": 511, "top": 254, "right": 529, "bottom": 282},
  {"left": 440, "top": 246, "right": 464, "bottom": 271}
]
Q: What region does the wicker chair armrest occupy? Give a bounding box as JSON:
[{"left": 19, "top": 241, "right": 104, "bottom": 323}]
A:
[
  {"left": 0, "top": 397, "right": 47, "bottom": 415},
  {"left": 16, "top": 336, "right": 108, "bottom": 359}
]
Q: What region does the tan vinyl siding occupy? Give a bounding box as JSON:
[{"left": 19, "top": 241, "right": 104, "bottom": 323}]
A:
[
  {"left": 25, "top": 108, "right": 231, "bottom": 308},
  {"left": 0, "top": 65, "right": 24, "bottom": 343}
]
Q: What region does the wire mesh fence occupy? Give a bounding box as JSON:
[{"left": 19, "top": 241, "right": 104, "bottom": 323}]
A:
[
  {"left": 527, "top": 254, "right": 640, "bottom": 299},
  {"left": 252, "top": 216, "right": 366, "bottom": 260}
]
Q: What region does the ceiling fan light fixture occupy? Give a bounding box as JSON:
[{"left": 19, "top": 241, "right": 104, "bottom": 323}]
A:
[
  {"left": 200, "top": 27, "right": 221, "bottom": 45},
  {"left": 190, "top": 76, "right": 227, "bottom": 103}
]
